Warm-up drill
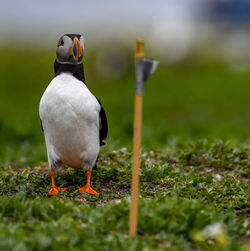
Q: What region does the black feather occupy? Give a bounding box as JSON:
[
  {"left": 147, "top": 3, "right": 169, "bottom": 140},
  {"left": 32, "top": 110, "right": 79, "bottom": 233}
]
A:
[
  {"left": 96, "top": 98, "right": 108, "bottom": 146},
  {"left": 40, "top": 119, "right": 44, "bottom": 132},
  {"left": 64, "top": 34, "right": 82, "bottom": 40},
  {"left": 54, "top": 60, "right": 85, "bottom": 82}
]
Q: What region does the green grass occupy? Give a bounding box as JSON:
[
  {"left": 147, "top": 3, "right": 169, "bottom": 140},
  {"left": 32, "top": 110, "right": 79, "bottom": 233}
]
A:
[
  {"left": 0, "top": 143, "right": 249, "bottom": 250},
  {"left": 0, "top": 48, "right": 249, "bottom": 250}
]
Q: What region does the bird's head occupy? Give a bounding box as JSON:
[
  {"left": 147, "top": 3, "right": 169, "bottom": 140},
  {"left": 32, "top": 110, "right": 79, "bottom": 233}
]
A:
[{"left": 56, "top": 34, "right": 84, "bottom": 64}]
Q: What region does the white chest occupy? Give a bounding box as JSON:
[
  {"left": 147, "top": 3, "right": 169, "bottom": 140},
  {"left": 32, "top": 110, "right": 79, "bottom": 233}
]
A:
[{"left": 39, "top": 73, "right": 100, "bottom": 168}]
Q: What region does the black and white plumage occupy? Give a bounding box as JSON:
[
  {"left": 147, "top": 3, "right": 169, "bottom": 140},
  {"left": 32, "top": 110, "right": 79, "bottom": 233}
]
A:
[{"left": 39, "top": 34, "right": 107, "bottom": 195}]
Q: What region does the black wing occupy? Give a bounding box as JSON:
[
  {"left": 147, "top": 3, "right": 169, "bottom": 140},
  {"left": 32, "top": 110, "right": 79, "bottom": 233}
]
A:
[
  {"left": 40, "top": 119, "right": 44, "bottom": 132},
  {"left": 96, "top": 98, "right": 108, "bottom": 146}
]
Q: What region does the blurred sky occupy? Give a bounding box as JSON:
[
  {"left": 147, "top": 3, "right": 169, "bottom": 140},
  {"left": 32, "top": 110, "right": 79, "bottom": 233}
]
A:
[
  {"left": 0, "top": 0, "right": 201, "bottom": 44},
  {"left": 1, "top": 0, "right": 250, "bottom": 63}
]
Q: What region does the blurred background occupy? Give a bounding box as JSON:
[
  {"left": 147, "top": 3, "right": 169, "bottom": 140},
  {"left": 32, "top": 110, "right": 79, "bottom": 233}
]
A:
[{"left": 0, "top": 0, "right": 250, "bottom": 167}]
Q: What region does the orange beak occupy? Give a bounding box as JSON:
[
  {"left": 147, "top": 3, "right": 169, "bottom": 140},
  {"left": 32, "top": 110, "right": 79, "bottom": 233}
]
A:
[{"left": 69, "top": 37, "right": 83, "bottom": 60}]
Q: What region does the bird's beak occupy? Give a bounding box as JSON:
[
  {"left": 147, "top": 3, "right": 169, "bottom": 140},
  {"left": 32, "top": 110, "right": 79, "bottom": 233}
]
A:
[{"left": 69, "top": 38, "right": 83, "bottom": 60}]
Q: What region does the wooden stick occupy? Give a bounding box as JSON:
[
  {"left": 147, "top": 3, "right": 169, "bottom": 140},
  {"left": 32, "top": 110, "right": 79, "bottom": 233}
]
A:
[
  {"left": 129, "top": 39, "right": 144, "bottom": 237},
  {"left": 136, "top": 39, "right": 145, "bottom": 60}
]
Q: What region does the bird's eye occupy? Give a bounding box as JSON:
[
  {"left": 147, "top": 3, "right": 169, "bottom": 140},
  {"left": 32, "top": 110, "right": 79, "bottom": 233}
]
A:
[{"left": 61, "top": 39, "right": 64, "bottom": 46}]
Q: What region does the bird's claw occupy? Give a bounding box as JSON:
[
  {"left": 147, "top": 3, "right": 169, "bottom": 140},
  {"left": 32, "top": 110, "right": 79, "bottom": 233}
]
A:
[
  {"left": 75, "top": 185, "right": 99, "bottom": 195},
  {"left": 48, "top": 186, "right": 67, "bottom": 196}
]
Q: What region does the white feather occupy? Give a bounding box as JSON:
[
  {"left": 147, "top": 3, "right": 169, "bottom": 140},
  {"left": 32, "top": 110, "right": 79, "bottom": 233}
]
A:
[{"left": 39, "top": 73, "right": 100, "bottom": 170}]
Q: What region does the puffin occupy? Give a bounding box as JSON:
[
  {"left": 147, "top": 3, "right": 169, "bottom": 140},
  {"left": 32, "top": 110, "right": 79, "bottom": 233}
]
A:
[{"left": 39, "top": 34, "right": 108, "bottom": 195}]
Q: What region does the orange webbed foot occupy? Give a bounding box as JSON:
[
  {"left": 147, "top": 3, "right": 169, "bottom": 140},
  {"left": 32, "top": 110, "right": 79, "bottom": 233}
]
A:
[
  {"left": 48, "top": 186, "right": 68, "bottom": 196},
  {"left": 60, "top": 187, "right": 68, "bottom": 192},
  {"left": 75, "top": 185, "right": 99, "bottom": 195}
]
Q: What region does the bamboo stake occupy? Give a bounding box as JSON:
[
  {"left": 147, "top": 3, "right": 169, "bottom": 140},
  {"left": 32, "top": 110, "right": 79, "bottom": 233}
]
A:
[{"left": 129, "top": 39, "right": 144, "bottom": 237}]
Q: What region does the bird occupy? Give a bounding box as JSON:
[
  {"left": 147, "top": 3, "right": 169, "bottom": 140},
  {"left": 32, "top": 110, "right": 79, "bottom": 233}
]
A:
[{"left": 39, "top": 34, "right": 108, "bottom": 196}]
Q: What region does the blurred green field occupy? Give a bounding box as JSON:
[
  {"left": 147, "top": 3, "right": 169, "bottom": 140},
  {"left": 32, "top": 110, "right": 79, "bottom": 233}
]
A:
[
  {"left": 0, "top": 48, "right": 249, "bottom": 250},
  {"left": 1, "top": 48, "right": 250, "bottom": 167}
]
